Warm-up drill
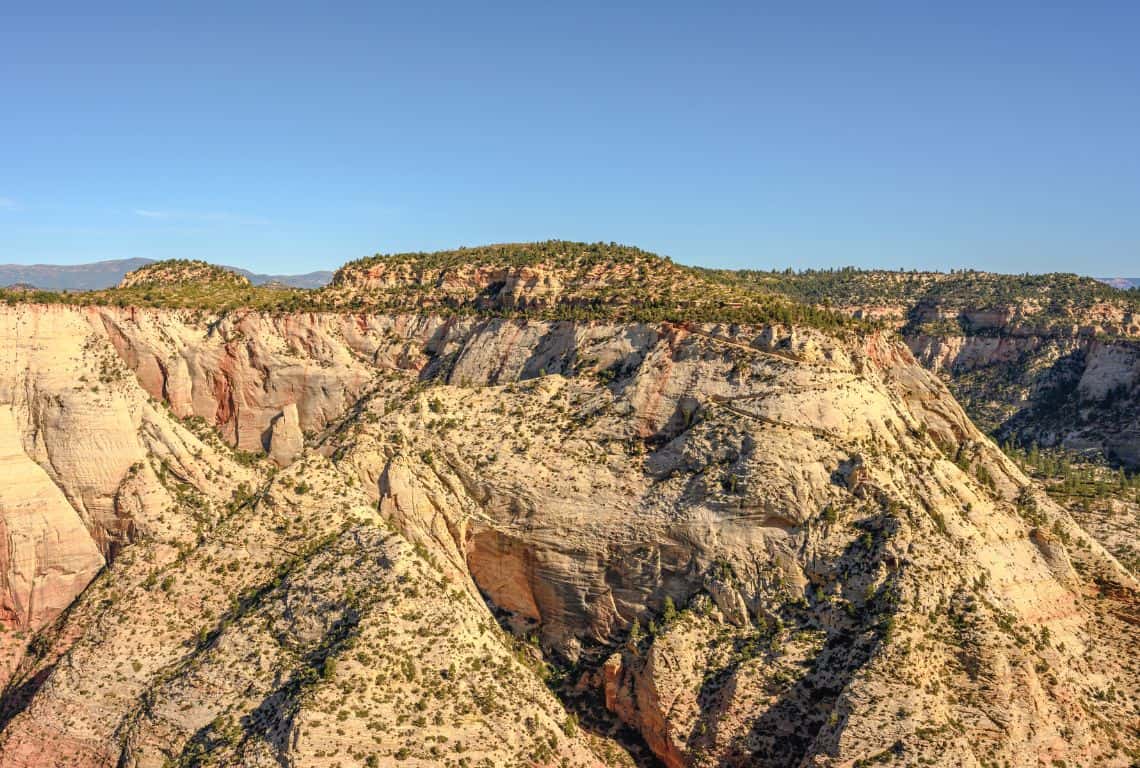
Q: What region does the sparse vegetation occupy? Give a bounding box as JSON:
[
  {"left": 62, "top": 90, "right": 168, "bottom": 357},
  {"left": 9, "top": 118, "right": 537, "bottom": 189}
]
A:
[{"left": 0, "top": 242, "right": 862, "bottom": 331}]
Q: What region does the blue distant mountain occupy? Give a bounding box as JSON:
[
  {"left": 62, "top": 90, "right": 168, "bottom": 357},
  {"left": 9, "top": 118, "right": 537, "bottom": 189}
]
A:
[
  {"left": 1097, "top": 277, "right": 1140, "bottom": 290},
  {"left": 0, "top": 258, "right": 333, "bottom": 290},
  {"left": 227, "top": 266, "right": 336, "bottom": 289}
]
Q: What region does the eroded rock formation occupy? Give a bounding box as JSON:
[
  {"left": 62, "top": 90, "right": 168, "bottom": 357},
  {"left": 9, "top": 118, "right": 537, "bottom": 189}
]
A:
[{"left": 0, "top": 299, "right": 1136, "bottom": 768}]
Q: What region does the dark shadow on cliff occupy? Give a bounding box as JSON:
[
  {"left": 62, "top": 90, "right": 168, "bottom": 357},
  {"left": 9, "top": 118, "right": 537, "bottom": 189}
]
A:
[{"left": 0, "top": 567, "right": 109, "bottom": 733}]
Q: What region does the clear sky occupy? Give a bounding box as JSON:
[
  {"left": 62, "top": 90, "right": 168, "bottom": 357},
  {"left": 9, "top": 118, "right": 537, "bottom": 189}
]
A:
[{"left": 2, "top": 2, "right": 1138, "bottom": 274}]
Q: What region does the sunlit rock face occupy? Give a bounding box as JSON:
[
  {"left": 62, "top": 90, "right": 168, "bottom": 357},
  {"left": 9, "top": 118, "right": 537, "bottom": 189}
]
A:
[{"left": 0, "top": 301, "right": 1136, "bottom": 768}]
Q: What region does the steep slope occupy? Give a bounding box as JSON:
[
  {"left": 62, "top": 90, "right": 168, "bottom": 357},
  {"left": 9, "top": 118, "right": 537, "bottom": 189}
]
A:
[
  {"left": 0, "top": 304, "right": 264, "bottom": 684},
  {"left": 0, "top": 304, "right": 631, "bottom": 768},
  {"left": 0, "top": 247, "right": 1137, "bottom": 767},
  {"left": 0, "top": 297, "right": 1135, "bottom": 766},
  {"left": 337, "top": 323, "right": 1137, "bottom": 768},
  {"left": 0, "top": 405, "right": 103, "bottom": 653},
  {"left": 714, "top": 268, "right": 1140, "bottom": 468},
  {"left": 0, "top": 453, "right": 612, "bottom": 768}
]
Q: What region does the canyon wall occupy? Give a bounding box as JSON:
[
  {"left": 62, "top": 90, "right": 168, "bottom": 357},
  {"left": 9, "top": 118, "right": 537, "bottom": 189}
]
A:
[
  {"left": 0, "top": 303, "right": 1137, "bottom": 767},
  {"left": 908, "top": 331, "right": 1140, "bottom": 465}
]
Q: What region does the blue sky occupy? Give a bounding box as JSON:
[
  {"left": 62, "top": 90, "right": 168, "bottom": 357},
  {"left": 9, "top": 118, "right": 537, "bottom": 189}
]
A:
[{"left": 2, "top": 2, "right": 1138, "bottom": 274}]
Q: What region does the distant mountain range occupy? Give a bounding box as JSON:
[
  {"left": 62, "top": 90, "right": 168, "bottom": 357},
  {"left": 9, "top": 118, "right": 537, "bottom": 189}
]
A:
[
  {"left": 227, "top": 266, "right": 335, "bottom": 289},
  {"left": 0, "top": 258, "right": 334, "bottom": 290},
  {"left": 1098, "top": 277, "right": 1140, "bottom": 290}
]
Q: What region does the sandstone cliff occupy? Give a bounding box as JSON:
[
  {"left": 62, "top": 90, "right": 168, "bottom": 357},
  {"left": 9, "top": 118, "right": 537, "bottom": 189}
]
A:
[
  {"left": 0, "top": 294, "right": 1136, "bottom": 767},
  {"left": 909, "top": 333, "right": 1140, "bottom": 466},
  {"left": 708, "top": 267, "right": 1140, "bottom": 467}
]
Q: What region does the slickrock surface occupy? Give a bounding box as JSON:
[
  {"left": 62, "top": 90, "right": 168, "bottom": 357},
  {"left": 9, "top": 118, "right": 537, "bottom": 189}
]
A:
[
  {"left": 0, "top": 405, "right": 104, "bottom": 681},
  {"left": 0, "top": 286, "right": 1137, "bottom": 766},
  {"left": 0, "top": 304, "right": 261, "bottom": 687}
]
